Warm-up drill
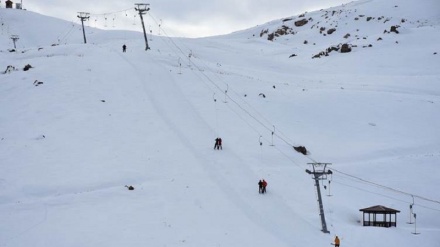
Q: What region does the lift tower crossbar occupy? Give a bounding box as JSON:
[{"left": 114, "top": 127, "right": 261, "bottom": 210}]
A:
[{"left": 306, "top": 162, "right": 332, "bottom": 234}]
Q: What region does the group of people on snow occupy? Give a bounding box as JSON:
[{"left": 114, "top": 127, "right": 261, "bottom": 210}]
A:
[
  {"left": 258, "top": 179, "right": 268, "bottom": 194},
  {"left": 214, "top": 137, "right": 222, "bottom": 150}
]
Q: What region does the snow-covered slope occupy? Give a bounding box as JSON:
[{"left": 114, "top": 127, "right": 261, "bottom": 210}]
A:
[{"left": 1, "top": 0, "right": 439, "bottom": 246}]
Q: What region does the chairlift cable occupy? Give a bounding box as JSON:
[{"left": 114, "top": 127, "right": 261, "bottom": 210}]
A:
[{"left": 146, "top": 11, "right": 440, "bottom": 209}]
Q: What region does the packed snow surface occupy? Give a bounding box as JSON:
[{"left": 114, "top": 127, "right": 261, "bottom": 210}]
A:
[{"left": 0, "top": 0, "right": 439, "bottom": 246}]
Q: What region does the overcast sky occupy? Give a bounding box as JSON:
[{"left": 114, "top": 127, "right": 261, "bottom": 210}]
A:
[{"left": 21, "top": 0, "right": 352, "bottom": 37}]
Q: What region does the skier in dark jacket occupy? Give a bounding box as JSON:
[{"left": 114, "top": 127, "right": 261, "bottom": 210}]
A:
[
  {"left": 214, "top": 138, "right": 219, "bottom": 150},
  {"left": 258, "top": 180, "right": 263, "bottom": 193},
  {"left": 122, "top": 44, "right": 127, "bottom": 52}
]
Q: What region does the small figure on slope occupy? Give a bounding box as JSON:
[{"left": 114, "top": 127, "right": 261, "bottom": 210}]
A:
[
  {"left": 262, "top": 179, "right": 267, "bottom": 194},
  {"left": 258, "top": 180, "right": 263, "bottom": 194},
  {"left": 334, "top": 236, "right": 340, "bottom": 247},
  {"left": 214, "top": 137, "right": 222, "bottom": 150},
  {"left": 122, "top": 44, "right": 127, "bottom": 52}
]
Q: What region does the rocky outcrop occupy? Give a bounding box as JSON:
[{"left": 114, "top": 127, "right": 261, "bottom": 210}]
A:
[
  {"left": 340, "top": 44, "right": 352, "bottom": 53},
  {"left": 295, "top": 19, "right": 308, "bottom": 27},
  {"left": 327, "top": 28, "right": 336, "bottom": 35},
  {"left": 263, "top": 25, "right": 296, "bottom": 41},
  {"left": 390, "top": 25, "right": 399, "bottom": 33}
]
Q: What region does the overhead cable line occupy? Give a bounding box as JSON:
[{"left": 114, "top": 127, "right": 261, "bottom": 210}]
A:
[
  {"left": 332, "top": 168, "right": 440, "bottom": 205},
  {"left": 146, "top": 11, "right": 440, "bottom": 210},
  {"left": 88, "top": 8, "right": 135, "bottom": 17}
]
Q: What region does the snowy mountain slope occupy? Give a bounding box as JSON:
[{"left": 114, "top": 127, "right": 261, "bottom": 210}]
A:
[
  {"left": 229, "top": 0, "right": 439, "bottom": 60},
  {"left": 0, "top": 8, "right": 141, "bottom": 48},
  {"left": 1, "top": 0, "right": 440, "bottom": 246}
]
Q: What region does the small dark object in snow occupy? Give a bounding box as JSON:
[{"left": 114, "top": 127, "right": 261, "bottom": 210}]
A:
[
  {"left": 125, "top": 185, "right": 135, "bottom": 190},
  {"left": 390, "top": 25, "right": 399, "bottom": 34},
  {"left": 259, "top": 93, "right": 266, "bottom": 98},
  {"left": 3, "top": 65, "right": 15, "bottom": 74},
  {"left": 23, "top": 64, "right": 33, "bottom": 71},
  {"left": 327, "top": 28, "right": 336, "bottom": 35},
  {"left": 33, "top": 80, "right": 43, "bottom": 86},
  {"left": 273, "top": 85, "right": 276, "bottom": 89},
  {"left": 434, "top": 52, "right": 437, "bottom": 55},
  {"left": 289, "top": 54, "right": 297, "bottom": 58},
  {"left": 293, "top": 146, "right": 308, "bottom": 155},
  {"left": 101, "top": 100, "right": 106, "bottom": 102},
  {"left": 295, "top": 19, "right": 308, "bottom": 27},
  {"left": 340, "top": 44, "right": 352, "bottom": 53}
]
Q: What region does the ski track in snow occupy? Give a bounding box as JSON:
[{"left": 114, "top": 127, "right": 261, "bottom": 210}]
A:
[{"left": 116, "top": 52, "right": 319, "bottom": 245}]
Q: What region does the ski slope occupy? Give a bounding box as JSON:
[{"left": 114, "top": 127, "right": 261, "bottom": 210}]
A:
[{"left": 1, "top": 0, "right": 440, "bottom": 246}]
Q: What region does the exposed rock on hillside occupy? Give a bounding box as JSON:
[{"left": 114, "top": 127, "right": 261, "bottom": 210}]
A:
[
  {"left": 262, "top": 25, "right": 296, "bottom": 41},
  {"left": 295, "top": 19, "right": 308, "bottom": 27},
  {"left": 390, "top": 25, "right": 400, "bottom": 33},
  {"left": 341, "top": 44, "right": 352, "bottom": 53},
  {"left": 327, "top": 28, "right": 336, "bottom": 35}
]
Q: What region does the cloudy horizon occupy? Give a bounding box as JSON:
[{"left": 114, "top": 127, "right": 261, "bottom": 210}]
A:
[{"left": 16, "top": 0, "right": 352, "bottom": 37}]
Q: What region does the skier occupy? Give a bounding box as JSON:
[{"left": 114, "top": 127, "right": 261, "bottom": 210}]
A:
[
  {"left": 258, "top": 180, "right": 263, "bottom": 194},
  {"left": 334, "top": 236, "right": 340, "bottom": 247},
  {"left": 122, "top": 44, "right": 127, "bottom": 52},
  {"left": 214, "top": 138, "right": 219, "bottom": 150},
  {"left": 218, "top": 137, "right": 222, "bottom": 150},
  {"left": 262, "top": 179, "right": 267, "bottom": 194}
]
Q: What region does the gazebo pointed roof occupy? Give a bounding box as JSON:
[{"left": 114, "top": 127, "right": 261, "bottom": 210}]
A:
[{"left": 359, "top": 205, "right": 400, "bottom": 213}]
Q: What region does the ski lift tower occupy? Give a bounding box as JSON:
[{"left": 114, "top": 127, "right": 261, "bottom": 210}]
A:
[
  {"left": 10, "top": 35, "right": 19, "bottom": 49},
  {"left": 306, "top": 162, "right": 332, "bottom": 234},
  {"left": 77, "top": 12, "right": 90, "bottom": 44},
  {"left": 134, "top": 3, "right": 150, "bottom": 50}
]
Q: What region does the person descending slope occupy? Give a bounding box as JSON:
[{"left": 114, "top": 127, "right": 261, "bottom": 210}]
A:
[{"left": 122, "top": 44, "right": 127, "bottom": 52}]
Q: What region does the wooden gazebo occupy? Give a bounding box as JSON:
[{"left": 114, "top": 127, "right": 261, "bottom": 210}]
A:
[
  {"left": 360, "top": 205, "right": 400, "bottom": 227},
  {"left": 5, "top": 0, "right": 13, "bottom": 9}
]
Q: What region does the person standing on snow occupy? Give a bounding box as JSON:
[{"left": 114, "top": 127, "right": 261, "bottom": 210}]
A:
[
  {"left": 218, "top": 137, "right": 222, "bottom": 150},
  {"left": 122, "top": 44, "right": 127, "bottom": 52},
  {"left": 214, "top": 138, "right": 219, "bottom": 150},
  {"left": 214, "top": 137, "right": 222, "bottom": 150},
  {"left": 334, "top": 236, "right": 340, "bottom": 247},
  {"left": 258, "top": 180, "right": 263, "bottom": 194},
  {"left": 262, "top": 179, "right": 267, "bottom": 194}
]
